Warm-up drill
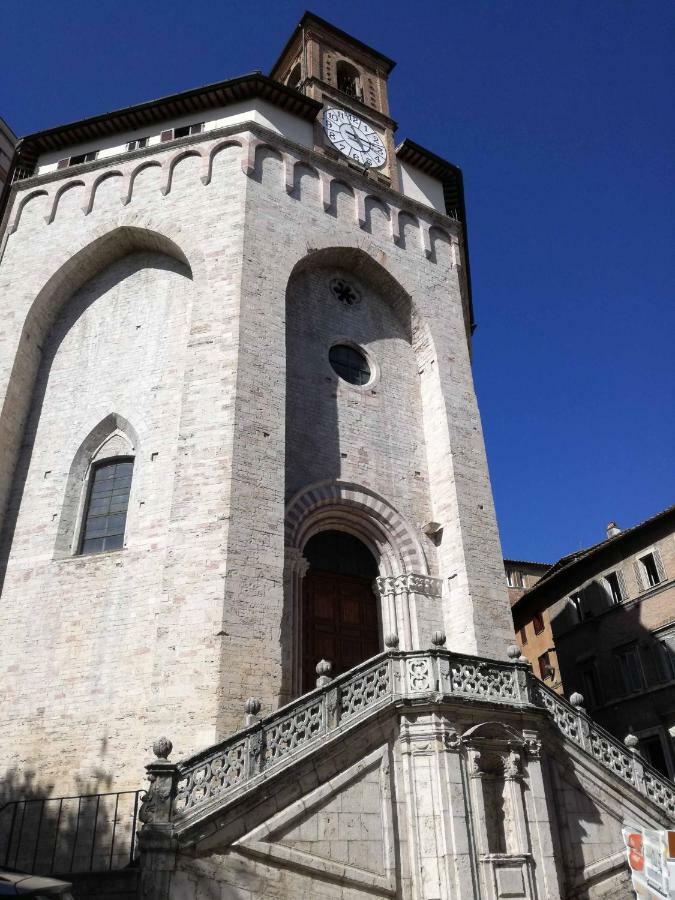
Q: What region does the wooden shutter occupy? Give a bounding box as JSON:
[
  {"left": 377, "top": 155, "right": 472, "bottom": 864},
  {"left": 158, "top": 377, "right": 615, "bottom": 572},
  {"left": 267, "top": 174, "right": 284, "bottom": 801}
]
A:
[
  {"left": 160, "top": 129, "right": 173, "bottom": 142},
  {"left": 633, "top": 559, "right": 645, "bottom": 592},
  {"left": 654, "top": 549, "right": 667, "bottom": 583},
  {"left": 56, "top": 158, "right": 69, "bottom": 169},
  {"left": 617, "top": 568, "right": 628, "bottom": 601}
]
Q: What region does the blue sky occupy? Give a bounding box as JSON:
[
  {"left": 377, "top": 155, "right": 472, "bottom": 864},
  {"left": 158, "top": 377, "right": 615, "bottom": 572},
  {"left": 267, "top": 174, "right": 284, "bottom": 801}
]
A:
[{"left": 3, "top": 0, "right": 673, "bottom": 562}]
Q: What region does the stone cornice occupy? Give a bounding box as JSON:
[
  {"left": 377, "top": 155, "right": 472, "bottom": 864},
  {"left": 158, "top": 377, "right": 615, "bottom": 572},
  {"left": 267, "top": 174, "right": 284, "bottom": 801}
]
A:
[{"left": 5, "top": 120, "right": 461, "bottom": 237}]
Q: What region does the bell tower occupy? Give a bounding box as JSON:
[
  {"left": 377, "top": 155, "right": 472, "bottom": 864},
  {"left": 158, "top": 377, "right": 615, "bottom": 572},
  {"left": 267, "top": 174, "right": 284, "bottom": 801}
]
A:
[{"left": 271, "top": 12, "right": 400, "bottom": 189}]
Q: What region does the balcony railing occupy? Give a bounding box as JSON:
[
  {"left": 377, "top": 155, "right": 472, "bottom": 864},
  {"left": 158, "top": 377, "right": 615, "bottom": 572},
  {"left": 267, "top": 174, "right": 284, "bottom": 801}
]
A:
[{"left": 163, "top": 648, "right": 675, "bottom": 825}]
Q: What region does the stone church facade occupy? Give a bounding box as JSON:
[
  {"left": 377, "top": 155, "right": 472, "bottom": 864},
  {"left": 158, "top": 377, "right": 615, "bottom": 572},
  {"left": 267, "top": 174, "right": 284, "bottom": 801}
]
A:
[{"left": 0, "top": 13, "right": 672, "bottom": 899}]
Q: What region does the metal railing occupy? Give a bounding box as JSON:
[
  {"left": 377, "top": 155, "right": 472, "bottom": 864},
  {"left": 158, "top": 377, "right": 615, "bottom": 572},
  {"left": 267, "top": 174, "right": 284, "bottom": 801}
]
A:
[{"left": 0, "top": 789, "right": 140, "bottom": 876}]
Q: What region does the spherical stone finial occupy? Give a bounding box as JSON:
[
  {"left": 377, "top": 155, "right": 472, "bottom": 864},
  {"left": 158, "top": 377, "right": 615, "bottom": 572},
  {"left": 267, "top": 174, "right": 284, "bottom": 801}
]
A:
[
  {"left": 624, "top": 731, "right": 639, "bottom": 751},
  {"left": 384, "top": 632, "right": 400, "bottom": 649},
  {"left": 244, "top": 697, "right": 261, "bottom": 717},
  {"left": 316, "top": 659, "right": 333, "bottom": 677},
  {"left": 506, "top": 644, "right": 522, "bottom": 660},
  {"left": 153, "top": 737, "right": 173, "bottom": 760},
  {"left": 431, "top": 630, "right": 446, "bottom": 648},
  {"left": 569, "top": 692, "right": 585, "bottom": 709}
]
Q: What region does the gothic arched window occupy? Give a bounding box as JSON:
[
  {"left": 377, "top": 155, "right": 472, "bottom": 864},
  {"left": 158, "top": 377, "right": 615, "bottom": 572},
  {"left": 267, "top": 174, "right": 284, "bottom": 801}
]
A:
[
  {"left": 79, "top": 457, "right": 134, "bottom": 554},
  {"left": 336, "top": 61, "right": 362, "bottom": 99}
]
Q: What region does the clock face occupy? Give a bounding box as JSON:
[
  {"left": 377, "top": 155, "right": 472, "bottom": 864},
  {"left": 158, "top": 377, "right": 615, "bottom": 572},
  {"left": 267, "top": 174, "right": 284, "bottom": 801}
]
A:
[{"left": 323, "top": 108, "right": 387, "bottom": 169}]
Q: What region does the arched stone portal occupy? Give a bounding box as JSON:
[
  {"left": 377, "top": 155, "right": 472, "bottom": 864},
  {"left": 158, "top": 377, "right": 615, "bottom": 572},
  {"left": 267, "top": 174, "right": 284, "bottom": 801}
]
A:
[{"left": 284, "top": 480, "right": 444, "bottom": 696}]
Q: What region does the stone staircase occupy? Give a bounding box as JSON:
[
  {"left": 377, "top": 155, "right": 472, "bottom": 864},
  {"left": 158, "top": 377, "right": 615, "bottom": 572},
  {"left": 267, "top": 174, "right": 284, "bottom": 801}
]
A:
[{"left": 144, "top": 646, "right": 674, "bottom": 831}]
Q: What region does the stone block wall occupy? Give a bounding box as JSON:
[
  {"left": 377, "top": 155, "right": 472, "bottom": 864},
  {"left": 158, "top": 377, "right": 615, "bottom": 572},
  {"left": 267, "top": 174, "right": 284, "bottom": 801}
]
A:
[{"left": 0, "top": 122, "right": 513, "bottom": 797}]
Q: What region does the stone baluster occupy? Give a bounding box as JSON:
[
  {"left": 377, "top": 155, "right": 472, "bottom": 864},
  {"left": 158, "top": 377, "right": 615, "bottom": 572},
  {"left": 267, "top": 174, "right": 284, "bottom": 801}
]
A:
[
  {"left": 507, "top": 644, "right": 532, "bottom": 702},
  {"left": 315, "top": 658, "right": 333, "bottom": 689},
  {"left": 137, "top": 738, "right": 179, "bottom": 900},
  {"left": 244, "top": 699, "right": 265, "bottom": 778},
  {"left": 139, "top": 738, "right": 178, "bottom": 827},
  {"left": 244, "top": 697, "right": 261, "bottom": 727},
  {"left": 430, "top": 630, "right": 447, "bottom": 693},
  {"left": 569, "top": 692, "right": 591, "bottom": 752},
  {"left": 624, "top": 730, "right": 646, "bottom": 794}
]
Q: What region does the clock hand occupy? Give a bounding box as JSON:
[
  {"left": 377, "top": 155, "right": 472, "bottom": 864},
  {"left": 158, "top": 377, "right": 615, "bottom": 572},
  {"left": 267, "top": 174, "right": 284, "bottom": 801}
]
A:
[
  {"left": 344, "top": 127, "right": 368, "bottom": 150},
  {"left": 350, "top": 130, "right": 380, "bottom": 151}
]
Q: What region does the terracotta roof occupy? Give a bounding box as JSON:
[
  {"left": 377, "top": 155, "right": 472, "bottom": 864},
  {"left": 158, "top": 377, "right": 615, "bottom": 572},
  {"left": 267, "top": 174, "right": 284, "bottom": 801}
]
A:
[
  {"left": 13, "top": 72, "right": 322, "bottom": 172},
  {"left": 504, "top": 558, "right": 552, "bottom": 570},
  {"left": 512, "top": 502, "right": 675, "bottom": 610}
]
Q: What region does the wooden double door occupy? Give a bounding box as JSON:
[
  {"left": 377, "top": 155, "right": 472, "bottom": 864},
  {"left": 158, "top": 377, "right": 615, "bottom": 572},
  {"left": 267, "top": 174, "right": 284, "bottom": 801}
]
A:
[{"left": 301, "top": 568, "right": 380, "bottom": 693}]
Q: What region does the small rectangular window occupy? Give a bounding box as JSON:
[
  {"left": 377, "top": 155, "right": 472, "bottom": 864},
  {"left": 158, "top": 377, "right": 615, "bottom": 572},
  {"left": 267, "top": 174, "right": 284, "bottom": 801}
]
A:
[
  {"left": 68, "top": 151, "right": 97, "bottom": 166},
  {"left": 538, "top": 652, "right": 553, "bottom": 680},
  {"left": 533, "top": 611, "right": 545, "bottom": 635},
  {"left": 126, "top": 137, "right": 148, "bottom": 152},
  {"left": 604, "top": 571, "right": 623, "bottom": 605},
  {"left": 519, "top": 626, "right": 528, "bottom": 646},
  {"left": 506, "top": 569, "right": 524, "bottom": 588},
  {"left": 173, "top": 123, "right": 204, "bottom": 139},
  {"left": 615, "top": 644, "right": 645, "bottom": 694},
  {"left": 639, "top": 552, "right": 662, "bottom": 588},
  {"left": 80, "top": 458, "right": 133, "bottom": 555}
]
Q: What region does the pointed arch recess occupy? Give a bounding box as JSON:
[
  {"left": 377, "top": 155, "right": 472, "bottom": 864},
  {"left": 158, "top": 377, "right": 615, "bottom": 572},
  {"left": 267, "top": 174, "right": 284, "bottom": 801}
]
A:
[{"left": 0, "top": 225, "right": 193, "bottom": 535}]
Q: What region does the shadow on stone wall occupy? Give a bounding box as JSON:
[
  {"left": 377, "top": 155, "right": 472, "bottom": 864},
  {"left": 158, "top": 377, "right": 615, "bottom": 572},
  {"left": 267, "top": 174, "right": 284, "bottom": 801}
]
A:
[
  {"left": 0, "top": 251, "right": 191, "bottom": 596},
  {"left": 0, "top": 766, "right": 138, "bottom": 877}
]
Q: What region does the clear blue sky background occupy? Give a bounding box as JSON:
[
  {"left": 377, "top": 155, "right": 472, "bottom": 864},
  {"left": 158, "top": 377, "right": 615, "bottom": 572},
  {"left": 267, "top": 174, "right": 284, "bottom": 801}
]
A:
[{"left": 2, "top": 0, "right": 673, "bottom": 563}]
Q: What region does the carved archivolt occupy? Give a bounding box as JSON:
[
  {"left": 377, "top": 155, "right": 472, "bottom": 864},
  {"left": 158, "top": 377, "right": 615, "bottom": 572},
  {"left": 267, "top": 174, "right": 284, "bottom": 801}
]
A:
[{"left": 285, "top": 479, "right": 428, "bottom": 576}]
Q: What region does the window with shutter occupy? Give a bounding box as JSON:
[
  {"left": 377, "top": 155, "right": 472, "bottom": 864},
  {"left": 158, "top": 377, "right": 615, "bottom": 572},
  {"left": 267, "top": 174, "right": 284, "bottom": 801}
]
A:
[
  {"left": 615, "top": 644, "right": 645, "bottom": 694},
  {"left": 581, "top": 663, "right": 602, "bottom": 708},
  {"left": 617, "top": 568, "right": 629, "bottom": 602},
  {"left": 658, "top": 634, "right": 675, "bottom": 681},
  {"left": 533, "top": 611, "right": 545, "bottom": 634},
  {"left": 634, "top": 559, "right": 646, "bottom": 592},
  {"left": 160, "top": 129, "right": 173, "bottom": 142},
  {"left": 604, "top": 571, "right": 623, "bottom": 605},
  {"left": 538, "top": 652, "right": 553, "bottom": 679},
  {"left": 639, "top": 552, "right": 662, "bottom": 588}
]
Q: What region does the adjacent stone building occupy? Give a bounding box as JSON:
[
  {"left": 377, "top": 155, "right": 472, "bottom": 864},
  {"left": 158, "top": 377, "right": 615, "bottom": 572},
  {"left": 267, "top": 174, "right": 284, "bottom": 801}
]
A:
[
  {"left": 0, "top": 13, "right": 673, "bottom": 899},
  {"left": 514, "top": 506, "right": 675, "bottom": 778},
  {"left": 506, "top": 559, "right": 565, "bottom": 694}
]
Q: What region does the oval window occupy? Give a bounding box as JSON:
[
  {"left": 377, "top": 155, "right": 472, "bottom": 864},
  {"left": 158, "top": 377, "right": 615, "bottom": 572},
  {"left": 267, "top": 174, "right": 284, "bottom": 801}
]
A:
[{"left": 329, "top": 344, "right": 371, "bottom": 386}]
